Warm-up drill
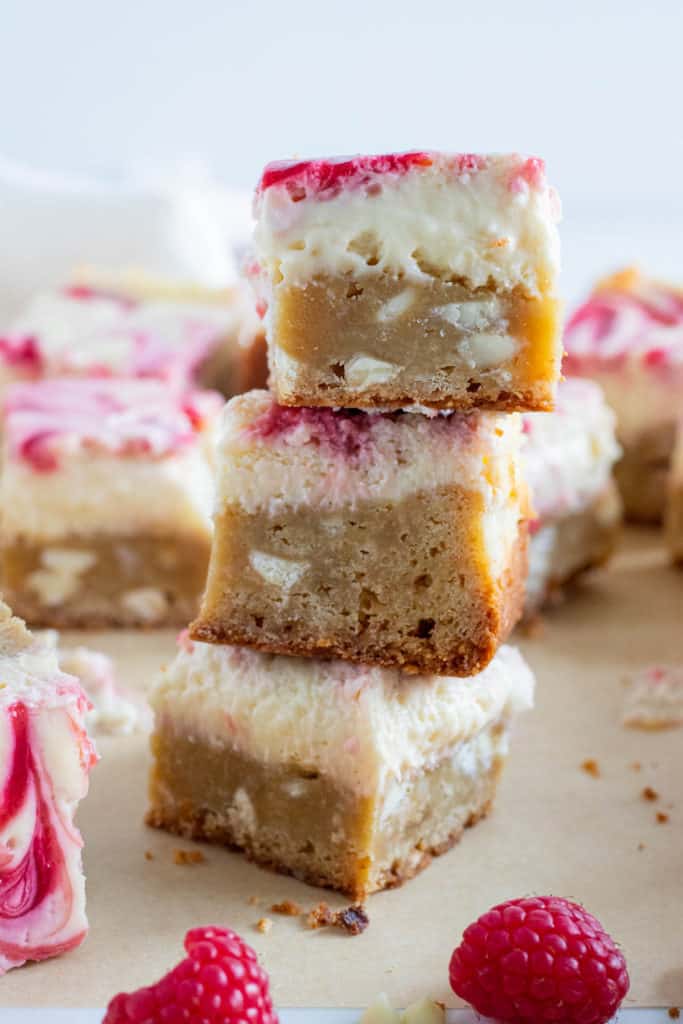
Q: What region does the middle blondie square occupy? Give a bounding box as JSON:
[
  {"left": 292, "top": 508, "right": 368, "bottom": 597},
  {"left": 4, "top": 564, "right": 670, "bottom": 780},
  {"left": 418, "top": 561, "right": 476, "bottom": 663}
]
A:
[{"left": 191, "top": 390, "right": 529, "bottom": 675}]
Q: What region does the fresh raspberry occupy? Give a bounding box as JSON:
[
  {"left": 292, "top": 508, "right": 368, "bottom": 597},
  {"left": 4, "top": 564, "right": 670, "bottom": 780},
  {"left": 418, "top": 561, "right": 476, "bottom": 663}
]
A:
[
  {"left": 103, "top": 925, "right": 278, "bottom": 1023},
  {"left": 449, "top": 897, "right": 629, "bottom": 1024}
]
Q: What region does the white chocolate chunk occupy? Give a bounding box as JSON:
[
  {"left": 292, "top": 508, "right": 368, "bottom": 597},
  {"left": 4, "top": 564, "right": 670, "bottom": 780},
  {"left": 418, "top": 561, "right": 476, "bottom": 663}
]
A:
[
  {"left": 120, "top": 587, "right": 169, "bottom": 623},
  {"left": 28, "top": 548, "right": 97, "bottom": 606},
  {"left": 377, "top": 289, "right": 416, "bottom": 322},
  {"left": 359, "top": 996, "right": 445, "bottom": 1024},
  {"left": 249, "top": 551, "right": 307, "bottom": 589},
  {"left": 402, "top": 999, "right": 445, "bottom": 1024},
  {"left": 345, "top": 355, "right": 401, "bottom": 388},
  {"left": 469, "top": 332, "right": 518, "bottom": 368},
  {"left": 360, "top": 995, "right": 401, "bottom": 1024},
  {"left": 436, "top": 297, "right": 501, "bottom": 330}
]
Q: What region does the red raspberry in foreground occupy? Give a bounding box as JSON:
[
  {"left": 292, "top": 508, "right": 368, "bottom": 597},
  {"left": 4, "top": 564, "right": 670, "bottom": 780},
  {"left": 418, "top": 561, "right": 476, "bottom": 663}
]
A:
[
  {"left": 449, "top": 897, "right": 629, "bottom": 1024},
  {"left": 103, "top": 925, "right": 278, "bottom": 1023}
]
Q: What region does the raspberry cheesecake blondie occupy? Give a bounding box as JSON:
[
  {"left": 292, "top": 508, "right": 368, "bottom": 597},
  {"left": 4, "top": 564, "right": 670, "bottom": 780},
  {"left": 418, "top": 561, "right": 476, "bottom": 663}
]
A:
[
  {"left": 0, "top": 275, "right": 266, "bottom": 398},
  {"left": 0, "top": 602, "right": 96, "bottom": 973},
  {"left": 147, "top": 636, "right": 534, "bottom": 898},
  {"left": 564, "top": 267, "right": 683, "bottom": 522},
  {"left": 523, "top": 379, "right": 622, "bottom": 613},
  {"left": 1, "top": 379, "right": 220, "bottom": 628},
  {"left": 253, "top": 151, "right": 562, "bottom": 411},
  {"left": 191, "top": 391, "right": 529, "bottom": 676}
]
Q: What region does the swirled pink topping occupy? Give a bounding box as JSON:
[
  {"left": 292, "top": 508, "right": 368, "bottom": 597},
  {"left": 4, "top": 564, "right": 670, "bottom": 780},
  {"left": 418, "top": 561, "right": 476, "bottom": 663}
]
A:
[
  {"left": 256, "top": 151, "right": 547, "bottom": 200},
  {"left": 0, "top": 287, "right": 231, "bottom": 386},
  {"left": 249, "top": 400, "right": 479, "bottom": 460},
  {"left": 0, "top": 687, "right": 96, "bottom": 972},
  {"left": 564, "top": 268, "right": 683, "bottom": 374},
  {"left": 4, "top": 379, "right": 222, "bottom": 473}
]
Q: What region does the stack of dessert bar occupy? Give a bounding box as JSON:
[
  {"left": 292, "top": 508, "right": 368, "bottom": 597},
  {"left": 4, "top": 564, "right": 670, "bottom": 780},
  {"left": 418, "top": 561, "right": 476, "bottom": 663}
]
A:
[{"left": 148, "top": 152, "right": 563, "bottom": 898}]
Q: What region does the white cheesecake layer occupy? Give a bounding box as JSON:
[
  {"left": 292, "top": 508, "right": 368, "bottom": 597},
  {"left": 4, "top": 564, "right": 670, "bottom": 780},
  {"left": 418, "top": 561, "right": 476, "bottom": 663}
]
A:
[
  {"left": 215, "top": 390, "right": 524, "bottom": 514},
  {"left": 152, "top": 641, "right": 534, "bottom": 798},
  {"left": 255, "top": 154, "right": 560, "bottom": 297},
  {"left": 523, "top": 378, "right": 620, "bottom": 521},
  {"left": 2, "top": 448, "right": 213, "bottom": 542}
]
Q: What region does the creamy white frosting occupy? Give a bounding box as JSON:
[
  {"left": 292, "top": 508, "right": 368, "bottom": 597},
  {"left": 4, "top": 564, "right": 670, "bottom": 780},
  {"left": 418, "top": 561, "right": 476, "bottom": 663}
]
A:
[
  {"left": 523, "top": 378, "right": 620, "bottom": 522},
  {"left": 255, "top": 154, "right": 560, "bottom": 297},
  {"left": 152, "top": 641, "right": 534, "bottom": 797},
  {"left": 1, "top": 448, "right": 213, "bottom": 542},
  {"left": 215, "top": 390, "right": 524, "bottom": 515}
]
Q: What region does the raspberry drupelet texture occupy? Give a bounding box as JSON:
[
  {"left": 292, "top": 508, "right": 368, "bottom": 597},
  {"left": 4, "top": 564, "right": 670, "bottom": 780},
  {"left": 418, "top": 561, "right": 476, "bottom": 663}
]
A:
[
  {"left": 103, "top": 926, "right": 278, "bottom": 1024},
  {"left": 449, "top": 896, "right": 629, "bottom": 1024}
]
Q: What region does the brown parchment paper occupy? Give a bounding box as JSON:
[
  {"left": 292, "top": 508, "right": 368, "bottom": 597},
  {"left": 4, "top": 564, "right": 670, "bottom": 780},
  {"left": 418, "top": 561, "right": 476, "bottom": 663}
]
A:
[{"left": 2, "top": 528, "right": 682, "bottom": 1010}]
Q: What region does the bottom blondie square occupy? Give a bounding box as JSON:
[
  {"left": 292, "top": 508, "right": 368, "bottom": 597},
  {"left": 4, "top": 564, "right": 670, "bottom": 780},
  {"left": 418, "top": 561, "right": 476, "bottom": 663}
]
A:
[{"left": 147, "top": 639, "right": 534, "bottom": 899}]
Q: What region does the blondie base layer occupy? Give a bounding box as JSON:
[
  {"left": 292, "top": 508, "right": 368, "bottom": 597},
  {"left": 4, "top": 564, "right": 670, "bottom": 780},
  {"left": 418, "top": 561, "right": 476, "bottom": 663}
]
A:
[
  {"left": 564, "top": 267, "right": 683, "bottom": 523},
  {"left": 0, "top": 379, "right": 219, "bottom": 629},
  {"left": 253, "top": 152, "right": 561, "bottom": 411},
  {"left": 191, "top": 391, "right": 529, "bottom": 676},
  {"left": 147, "top": 639, "right": 534, "bottom": 899},
  {"left": 0, "top": 602, "right": 96, "bottom": 973}
]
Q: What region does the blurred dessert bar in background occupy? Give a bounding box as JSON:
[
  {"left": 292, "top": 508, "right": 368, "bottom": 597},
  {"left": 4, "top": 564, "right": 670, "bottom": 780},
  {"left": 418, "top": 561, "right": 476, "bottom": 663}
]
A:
[
  {"left": 0, "top": 601, "right": 96, "bottom": 973},
  {"left": 191, "top": 391, "right": 530, "bottom": 676},
  {"left": 666, "top": 418, "right": 683, "bottom": 564},
  {"left": 523, "top": 378, "right": 622, "bottom": 614},
  {"left": 253, "top": 152, "right": 562, "bottom": 411},
  {"left": 147, "top": 636, "right": 534, "bottom": 898},
  {"left": 564, "top": 267, "right": 683, "bottom": 523},
  {"left": 0, "top": 272, "right": 266, "bottom": 399},
  {"left": 0, "top": 379, "right": 221, "bottom": 628}
]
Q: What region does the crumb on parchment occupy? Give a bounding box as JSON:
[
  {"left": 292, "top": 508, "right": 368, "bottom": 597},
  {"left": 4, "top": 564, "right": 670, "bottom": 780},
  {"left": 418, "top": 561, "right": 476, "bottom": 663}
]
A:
[
  {"left": 641, "top": 786, "right": 659, "bottom": 801},
  {"left": 581, "top": 759, "right": 600, "bottom": 778},
  {"left": 173, "top": 848, "right": 206, "bottom": 865},
  {"left": 306, "top": 901, "right": 369, "bottom": 936},
  {"left": 255, "top": 917, "right": 273, "bottom": 934},
  {"left": 270, "top": 900, "right": 302, "bottom": 916}
]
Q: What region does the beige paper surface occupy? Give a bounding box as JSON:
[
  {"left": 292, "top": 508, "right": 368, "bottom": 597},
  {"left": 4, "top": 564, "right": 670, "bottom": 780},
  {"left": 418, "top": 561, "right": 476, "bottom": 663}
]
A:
[{"left": 2, "top": 529, "right": 682, "bottom": 1010}]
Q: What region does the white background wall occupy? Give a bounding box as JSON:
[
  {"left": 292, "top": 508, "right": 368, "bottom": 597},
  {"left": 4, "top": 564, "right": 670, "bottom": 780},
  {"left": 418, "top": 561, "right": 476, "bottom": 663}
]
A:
[{"left": 2, "top": 0, "right": 682, "bottom": 303}]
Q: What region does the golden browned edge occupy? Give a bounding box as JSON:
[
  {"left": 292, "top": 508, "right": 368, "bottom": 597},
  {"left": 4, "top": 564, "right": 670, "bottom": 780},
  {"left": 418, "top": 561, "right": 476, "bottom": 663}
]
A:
[
  {"left": 276, "top": 387, "right": 555, "bottom": 414},
  {"left": 190, "top": 520, "right": 527, "bottom": 677},
  {"left": 146, "top": 764, "right": 502, "bottom": 901}
]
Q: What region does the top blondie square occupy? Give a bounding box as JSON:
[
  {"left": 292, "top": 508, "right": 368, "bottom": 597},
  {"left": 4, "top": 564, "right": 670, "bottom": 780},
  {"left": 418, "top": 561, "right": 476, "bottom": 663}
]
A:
[{"left": 252, "top": 151, "right": 562, "bottom": 412}]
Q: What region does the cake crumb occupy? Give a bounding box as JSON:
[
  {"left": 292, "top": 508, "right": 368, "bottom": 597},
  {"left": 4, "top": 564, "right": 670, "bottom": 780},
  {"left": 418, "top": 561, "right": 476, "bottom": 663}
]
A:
[
  {"left": 144, "top": 849, "right": 155, "bottom": 861},
  {"left": 270, "top": 900, "right": 302, "bottom": 916},
  {"left": 173, "top": 848, "right": 206, "bottom": 865},
  {"left": 306, "top": 902, "right": 336, "bottom": 929},
  {"left": 668, "top": 1009, "right": 680, "bottom": 1019},
  {"left": 637, "top": 842, "right": 646, "bottom": 851},
  {"left": 306, "top": 901, "right": 369, "bottom": 936},
  {"left": 631, "top": 761, "right": 642, "bottom": 772},
  {"left": 642, "top": 786, "right": 659, "bottom": 802},
  {"left": 256, "top": 917, "right": 273, "bottom": 934},
  {"left": 656, "top": 811, "right": 670, "bottom": 824},
  {"left": 247, "top": 895, "right": 260, "bottom": 906},
  {"left": 581, "top": 759, "right": 600, "bottom": 778}
]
